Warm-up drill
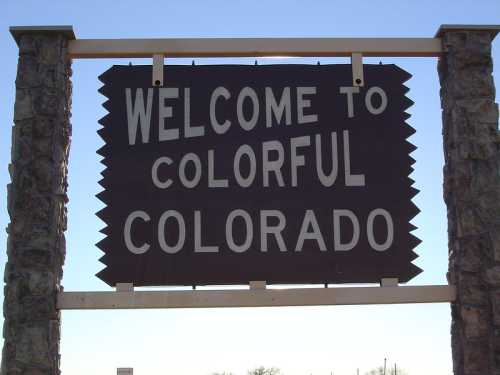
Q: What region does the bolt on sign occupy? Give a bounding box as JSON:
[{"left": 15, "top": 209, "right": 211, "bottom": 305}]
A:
[{"left": 96, "top": 64, "right": 421, "bottom": 286}]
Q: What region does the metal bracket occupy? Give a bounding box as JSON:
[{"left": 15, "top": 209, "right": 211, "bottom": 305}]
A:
[
  {"left": 152, "top": 54, "right": 164, "bottom": 87},
  {"left": 249, "top": 281, "right": 267, "bottom": 290},
  {"left": 380, "top": 278, "right": 399, "bottom": 287},
  {"left": 351, "top": 53, "right": 364, "bottom": 87},
  {"left": 115, "top": 283, "right": 134, "bottom": 292}
]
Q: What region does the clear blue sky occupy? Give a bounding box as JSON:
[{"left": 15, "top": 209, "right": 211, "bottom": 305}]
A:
[{"left": 1, "top": 1, "right": 499, "bottom": 375}]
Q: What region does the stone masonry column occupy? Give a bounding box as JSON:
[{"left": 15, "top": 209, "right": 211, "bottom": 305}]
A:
[
  {"left": 2, "top": 26, "right": 74, "bottom": 375},
  {"left": 437, "top": 26, "right": 500, "bottom": 374}
]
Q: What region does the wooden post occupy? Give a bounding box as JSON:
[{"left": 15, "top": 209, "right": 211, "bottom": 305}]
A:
[
  {"left": 437, "top": 25, "right": 500, "bottom": 374},
  {"left": 2, "top": 26, "right": 74, "bottom": 375}
]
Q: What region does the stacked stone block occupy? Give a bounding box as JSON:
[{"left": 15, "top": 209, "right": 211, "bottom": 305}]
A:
[
  {"left": 2, "top": 32, "right": 72, "bottom": 375},
  {"left": 439, "top": 31, "right": 500, "bottom": 375}
]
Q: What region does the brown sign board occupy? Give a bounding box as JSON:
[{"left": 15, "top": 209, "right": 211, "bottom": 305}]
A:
[{"left": 96, "top": 64, "right": 421, "bottom": 287}]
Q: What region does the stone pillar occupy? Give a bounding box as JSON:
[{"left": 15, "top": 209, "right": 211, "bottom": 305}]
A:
[
  {"left": 2, "top": 26, "right": 74, "bottom": 375},
  {"left": 437, "top": 26, "right": 500, "bottom": 375}
]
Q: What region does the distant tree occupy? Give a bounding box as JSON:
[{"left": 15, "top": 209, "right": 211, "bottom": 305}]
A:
[
  {"left": 211, "top": 372, "right": 235, "bottom": 375},
  {"left": 247, "top": 366, "right": 281, "bottom": 375},
  {"left": 365, "top": 366, "right": 384, "bottom": 375},
  {"left": 365, "top": 366, "right": 407, "bottom": 375}
]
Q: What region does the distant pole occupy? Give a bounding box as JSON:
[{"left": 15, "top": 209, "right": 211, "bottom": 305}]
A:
[
  {"left": 394, "top": 363, "right": 397, "bottom": 375},
  {"left": 383, "top": 358, "right": 387, "bottom": 375},
  {"left": 357, "top": 368, "right": 359, "bottom": 375}
]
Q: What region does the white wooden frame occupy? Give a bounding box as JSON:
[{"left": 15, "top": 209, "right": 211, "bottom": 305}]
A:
[
  {"left": 11, "top": 25, "right": 473, "bottom": 309},
  {"left": 61, "top": 35, "right": 452, "bottom": 309}
]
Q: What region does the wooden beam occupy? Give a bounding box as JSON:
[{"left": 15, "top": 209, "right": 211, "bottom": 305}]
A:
[
  {"left": 57, "top": 285, "right": 455, "bottom": 310},
  {"left": 68, "top": 37, "right": 442, "bottom": 59}
]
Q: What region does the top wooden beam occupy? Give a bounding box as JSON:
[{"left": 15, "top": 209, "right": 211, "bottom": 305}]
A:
[
  {"left": 9, "top": 24, "right": 500, "bottom": 60},
  {"left": 67, "top": 37, "right": 443, "bottom": 59}
]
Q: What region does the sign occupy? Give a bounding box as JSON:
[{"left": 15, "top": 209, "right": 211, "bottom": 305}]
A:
[{"left": 96, "top": 64, "right": 421, "bottom": 287}]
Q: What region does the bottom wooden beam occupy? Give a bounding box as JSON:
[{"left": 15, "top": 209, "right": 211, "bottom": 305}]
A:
[{"left": 57, "top": 285, "right": 455, "bottom": 310}]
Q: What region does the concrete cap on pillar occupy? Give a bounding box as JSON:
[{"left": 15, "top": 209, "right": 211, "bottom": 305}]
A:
[
  {"left": 9, "top": 25, "right": 76, "bottom": 45},
  {"left": 435, "top": 24, "right": 500, "bottom": 39}
]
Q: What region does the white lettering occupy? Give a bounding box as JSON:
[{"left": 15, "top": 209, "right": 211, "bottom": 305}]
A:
[
  {"left": 290, "top": 136, "right": 310, "bottom": 187},
  {"left": 343, "top": 130, "right": 365, "bottom": 186},
  {"left": 184, "top": 88, "right": 204, "bottom": 138},
  {"left": 151, "top": 156, "right": 173, "bottom": 189},
  {"left": 339, "top": 86, "right": 360, "bottom": 118},
  {"left": 226, "top": 209, "right": 253, "bottom": 253},
  {"left": 179, "top": 153, "right": 202, "bottom": 188},
  {"left": 208, "top": 149, "right": 229, "bottom": 188},
  {"left": 234, "top": 144, "right": 257, "bottom": 188},
  {"left": 124, "top": 211, "right": 150, "bottom": 254},
  {"left": 333, "top": 209, "right": 360, "bottom": 251},
  {"left": 260, "top": 210, "right": 287, "bottom": 252},
  {"left": 194, "top": 211, "right": 219, "bottom": 252},
  {"left": 237, "top": 87, "right": 259, "bottom": 131},
  {"left": 365, "top": 87, "right": 388, "bottom": 115},
  {"left": 210, "top": 87, "right": 231, "bottom": 134},
  {"left": 367, "top": 208, "right": 394, "bottom": 251},
  {"left": 295, "top": 210, "right": 326, "bottom": 251},
  {"left": 159, "top": 87, "right": 180, "bottom": 141},
  {"left": 297, "top": 87, "right": 318, "bottom": 124},
  {"left": 265, "top": 87, "right": 291, "bottom": 127},
  {"left": 125, "top": 88, "right": 153, "bottom": 145},
  {"left": 315, "top": 133, "right": 339, "bottom": 187},
  {"left": 158, "top": 210, "right": 185, "bottom": 254},
  {"left": 262, "top": 140, "right": 285, "bottom": 187}
]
